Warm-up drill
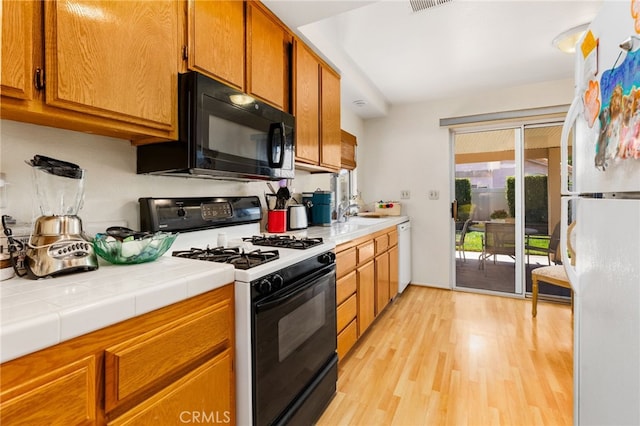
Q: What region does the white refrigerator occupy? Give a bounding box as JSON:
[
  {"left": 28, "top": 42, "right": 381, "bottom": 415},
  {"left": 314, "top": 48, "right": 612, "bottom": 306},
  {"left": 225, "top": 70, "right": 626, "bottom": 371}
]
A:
[{"left": 560, "top": 1, "right": 640, "bottom": 425}]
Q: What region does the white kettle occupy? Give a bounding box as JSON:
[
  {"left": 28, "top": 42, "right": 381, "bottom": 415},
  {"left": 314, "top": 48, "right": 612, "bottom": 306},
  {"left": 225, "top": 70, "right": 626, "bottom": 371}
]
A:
[{"left": 287, "top": 205, "right": 308, "bottom": 230}]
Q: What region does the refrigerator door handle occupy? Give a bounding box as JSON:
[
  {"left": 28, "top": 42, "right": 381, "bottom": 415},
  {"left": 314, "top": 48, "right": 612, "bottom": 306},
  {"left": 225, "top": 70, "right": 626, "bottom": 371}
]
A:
[
  {"left": 561, "top": 97, "right": 583, "bottom": 196},
  {"left": 561, "top": 197, "right": 579, "bottom": 293}
]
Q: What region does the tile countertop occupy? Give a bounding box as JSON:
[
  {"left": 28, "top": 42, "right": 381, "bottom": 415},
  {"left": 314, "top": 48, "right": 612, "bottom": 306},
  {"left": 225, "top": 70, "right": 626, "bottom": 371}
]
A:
[
  {"left": 0, "top": 257, "right": 235, "bottom": 363},
  {"left": 0, "top": 215, "right": 408, "bottom": 364},
  {"left": 296, "top": 215, "right": 410, "bottom": 245}
]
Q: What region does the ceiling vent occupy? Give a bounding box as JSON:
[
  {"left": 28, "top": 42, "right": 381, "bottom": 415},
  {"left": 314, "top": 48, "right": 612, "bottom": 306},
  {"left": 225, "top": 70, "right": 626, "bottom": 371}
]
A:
[{"left": 410, "top": 0, "right": 452, "bottom": 13}]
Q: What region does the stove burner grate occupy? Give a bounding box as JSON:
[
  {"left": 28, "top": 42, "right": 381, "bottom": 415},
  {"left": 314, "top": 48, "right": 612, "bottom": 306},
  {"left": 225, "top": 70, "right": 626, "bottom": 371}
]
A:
[
  {"left": 243, "top": 235, "right": 323, "bottom": 250},
  {"left": 172, "top": 246, "right": 279, "bottom": 269}
]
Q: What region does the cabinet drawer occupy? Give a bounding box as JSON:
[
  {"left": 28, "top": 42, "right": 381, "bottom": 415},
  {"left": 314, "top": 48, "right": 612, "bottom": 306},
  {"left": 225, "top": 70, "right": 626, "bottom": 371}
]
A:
[
  {"left": 0, "top": 356, "right": 96, "bottom": 425},
  {"left": 375, "top": 234, "right": 389, "bottom": 254},
  {"left": 336, "top": 247, "right": 356, "bottom": 278},
  {"left": 105, "top": 300, "right": 232, "bottom": 410},
  {"left": 108, "top": 349, "right": 233, "bottom": 426},
  {"left": 337, "top": 320, "right": 357, "bottom": 361},
  {"left": 336, "top": 270, "right": 357, "bottom": 305},
  {"left": 357, "top": 240, "right": 375, "bottom": 264},
  {"left": 388, "top": 230, "right": 398, "bottom": 247},
  {"left": 337, "top": 294, "right": 357, "bottom": 333}
]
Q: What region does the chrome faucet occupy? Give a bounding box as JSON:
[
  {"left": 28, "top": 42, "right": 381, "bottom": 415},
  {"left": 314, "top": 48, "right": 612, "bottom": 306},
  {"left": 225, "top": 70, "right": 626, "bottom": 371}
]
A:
[{"left": 337, "top": 199, "right": 359, "bottom": 222}]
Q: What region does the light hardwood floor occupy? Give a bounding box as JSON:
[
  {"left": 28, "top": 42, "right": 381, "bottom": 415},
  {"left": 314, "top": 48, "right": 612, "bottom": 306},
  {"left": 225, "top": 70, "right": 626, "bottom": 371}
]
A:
[{"left": 318, "top": 286, "right": 573, "bottom": 426}]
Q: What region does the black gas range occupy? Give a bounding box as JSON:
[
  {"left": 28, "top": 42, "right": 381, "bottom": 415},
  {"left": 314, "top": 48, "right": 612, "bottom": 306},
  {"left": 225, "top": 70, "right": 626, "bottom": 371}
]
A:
[
  {"left": 139, "top": 196, "right": 338, "bottom": 426},
  {"left": 170, "top": 235, "right": 324, "bottom": 270},
  {"left": 172, "top": 246, "right": 280, "bottom": 270},
  {"left": 243, "top": 235, "right": 324, "bottom": 250}
]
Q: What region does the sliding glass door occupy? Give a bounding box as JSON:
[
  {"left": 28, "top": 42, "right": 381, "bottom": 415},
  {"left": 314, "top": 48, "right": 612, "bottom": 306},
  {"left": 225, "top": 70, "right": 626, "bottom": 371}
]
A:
[
  {"left": 452, "top": 122, "right": 571, "bottom": 301},
  {"left": 523, "top": 124, "right": 572, "bottom": 302},
  {"left": 453, "top": 128, "right": 520, "bottom": 294}
]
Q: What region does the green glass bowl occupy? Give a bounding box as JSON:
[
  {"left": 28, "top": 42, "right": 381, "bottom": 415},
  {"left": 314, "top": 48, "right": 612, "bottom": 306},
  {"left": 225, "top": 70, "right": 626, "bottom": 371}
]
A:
[{"left": 93, "top": 232, "right": 178, "bottom": 265}]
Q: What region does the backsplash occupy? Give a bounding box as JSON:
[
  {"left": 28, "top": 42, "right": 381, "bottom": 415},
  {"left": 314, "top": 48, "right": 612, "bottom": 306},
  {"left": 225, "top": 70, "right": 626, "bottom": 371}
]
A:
[{"left": 0, "top": 120, "right": 332, "bottom": 232}]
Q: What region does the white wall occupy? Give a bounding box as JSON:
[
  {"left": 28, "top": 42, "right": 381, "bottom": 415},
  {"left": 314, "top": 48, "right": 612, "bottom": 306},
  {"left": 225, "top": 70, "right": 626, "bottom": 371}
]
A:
[
  {"left": 0, "top": 120, "right": 334, "bottom": 231},
  {"left": 358, "top": 78, "right": 575, "bottom": 288},
  {"left": 1, "top": 83, "right": 570, "bottom": 290}
]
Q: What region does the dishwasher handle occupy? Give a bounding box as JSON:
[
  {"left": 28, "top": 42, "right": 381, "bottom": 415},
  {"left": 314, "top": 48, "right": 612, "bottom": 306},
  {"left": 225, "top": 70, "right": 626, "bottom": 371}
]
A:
[{"left": 398, "top": 221, "right": 411, "bottom": 231}]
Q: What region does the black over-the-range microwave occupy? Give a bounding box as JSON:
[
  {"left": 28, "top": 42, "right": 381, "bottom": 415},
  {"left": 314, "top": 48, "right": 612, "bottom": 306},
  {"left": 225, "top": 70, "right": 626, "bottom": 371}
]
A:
[{"left": 137, "top": 71, "right": 295, "bottom": 181}]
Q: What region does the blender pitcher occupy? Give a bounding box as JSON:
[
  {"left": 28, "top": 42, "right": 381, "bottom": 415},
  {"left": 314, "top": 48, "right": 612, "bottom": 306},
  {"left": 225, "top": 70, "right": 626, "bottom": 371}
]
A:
[
  {"left": 31, "top": 155, "right": 86, "bottom": 216},
  {"left": 25, "top": 155, "right": 98, "bottom": 279}
]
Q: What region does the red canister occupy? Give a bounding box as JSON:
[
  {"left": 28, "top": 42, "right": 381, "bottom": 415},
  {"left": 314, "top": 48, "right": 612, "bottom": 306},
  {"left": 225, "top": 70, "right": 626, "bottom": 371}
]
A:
[{"left": 267, "top": 210, "right": 287, "bottom": 233}]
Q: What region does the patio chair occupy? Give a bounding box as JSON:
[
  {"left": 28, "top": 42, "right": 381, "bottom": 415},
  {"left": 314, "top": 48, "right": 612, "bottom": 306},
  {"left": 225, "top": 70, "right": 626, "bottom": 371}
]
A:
[
  {"left": 481, "top": 222, "right": 516, "bottom": 271},
  {"left": 525, "top": 222, "right": 561, "bottom": 265},
  {"left": 531, "top": 222, "right": 576, "bottom": 317},
  {"left": 455, "top": 218, "right": 472, "bottom": 262}
]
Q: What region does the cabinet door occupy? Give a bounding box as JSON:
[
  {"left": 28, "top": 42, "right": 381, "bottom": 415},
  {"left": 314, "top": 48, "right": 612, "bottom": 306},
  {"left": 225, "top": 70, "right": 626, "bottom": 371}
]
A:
[
  {"left": 104, "top": 299, "right": 232, "bottom": 411},
  {"left": 1, "top": 0, "right": 40, "bottom": 101},
  {"left": 389, "top": 245, "right": 399, "bottom": 301},
  {"left": 335, "top": 246, "right": 356, "bottom": 279},
  {"left": 246, "top": 2, "right": 288, "bottom": 110},
  {"left": 356, "top": 260, "right": 375, "bottom": 336},
  {"left": 187, "top": 0, "right": 244, "bottom": 89},
  {"left": 336, "top": 270, "right": 357, "bottom": 306},
  {"left": 108, "top": 350, "right": 234, "bottom": 426},
  {"left": 44, "top": 0, "right": 178, "bottom": 131},
  {"left": 375, "top": 252, "right": 390, "bottom": 316},
  {"left": 293, "top": 40, "right": 320, "bottom": 165},
  {"left": 337, "top": 320, "right": 357, "bottom": 361},
  {"left": 320, "top": 66, "right": 341, "bottom": 170},
  {"left": 0, "top": 356, "right": 96, "bottom": 425},
  {"left": 340, "top": 129, "right": 357, "bottom": 170}
]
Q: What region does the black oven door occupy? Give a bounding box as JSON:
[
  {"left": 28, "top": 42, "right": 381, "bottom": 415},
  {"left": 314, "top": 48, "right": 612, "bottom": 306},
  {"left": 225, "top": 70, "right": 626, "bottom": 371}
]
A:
[{"left": 252, "top": 264, "right": 337, "bottom": 425}]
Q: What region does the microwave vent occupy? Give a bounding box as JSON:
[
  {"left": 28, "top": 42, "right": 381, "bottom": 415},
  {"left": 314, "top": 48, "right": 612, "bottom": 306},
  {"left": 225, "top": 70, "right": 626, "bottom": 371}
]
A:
[{"left": 410, "top": 0, "right": 452, "bottom": 13}]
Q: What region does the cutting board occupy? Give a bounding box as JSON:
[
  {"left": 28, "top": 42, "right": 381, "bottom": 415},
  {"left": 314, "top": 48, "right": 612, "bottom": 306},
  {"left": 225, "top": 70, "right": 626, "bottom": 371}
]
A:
[{"left": 357, "top": 212, "right": 385, "bottom": 218}]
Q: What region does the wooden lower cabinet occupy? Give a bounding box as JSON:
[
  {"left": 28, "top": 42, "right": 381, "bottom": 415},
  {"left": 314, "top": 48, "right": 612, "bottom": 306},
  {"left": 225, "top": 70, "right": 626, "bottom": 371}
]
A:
[
  {"left": 108, "top": 350, "right": 233, "bottom": 426},
  {"left": 357, "top": 260, "right": 375, "bottom": 336},
  {"left": 337, "top": 293, "right": 357, "bottom": 333},
  {"left": 334, "top": 225, "right": 400, "bottom": 361},
  {"left": 337, "top": 320, "right": 357, "bottom": 360},
  {"left": 389, "top": 245, "right": 399, "bottom": 301},
  {"left": 0, "top": 356, "right": 96, "bottom": 425},
  {"left": 0, "top": 285, "right": 235, "bottom": 425},
  {"left": 375, "top": 252, "right": 390, "bottom": 315}
]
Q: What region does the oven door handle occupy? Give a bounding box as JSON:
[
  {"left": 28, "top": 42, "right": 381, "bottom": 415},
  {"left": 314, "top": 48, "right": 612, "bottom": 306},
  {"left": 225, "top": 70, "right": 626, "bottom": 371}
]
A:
[{"left": 255, "top": 265, "right": 335, "bottom": 312}]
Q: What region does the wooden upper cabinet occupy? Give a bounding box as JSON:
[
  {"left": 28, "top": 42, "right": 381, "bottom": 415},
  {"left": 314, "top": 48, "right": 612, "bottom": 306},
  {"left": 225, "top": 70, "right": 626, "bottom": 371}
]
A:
[
  {"left": 341, "top": 129, "right": 357, "bottom": 170},
  {"left": 246, "top": 1, "right": 290, "bottom": 110},
  {"left": 294, "top": 40, "right": 320, "bottom": 165},
  {"left": 1, "top": 0, "right": 40, "bottom": 101},
  {"left": 1, "top": 0, "right": 179, "bottom": 142},
  {"left": 45, "top": 0, "right": 178, "bottom": 130},
  {"left": 187, "top": 0, "right": 244, "bottom": 89},
  {"left": 293, "top": 38, "right": 342, "bottom": 172},
  {"left": 320, "top": 66, "right": 341, "bottom": 170}
]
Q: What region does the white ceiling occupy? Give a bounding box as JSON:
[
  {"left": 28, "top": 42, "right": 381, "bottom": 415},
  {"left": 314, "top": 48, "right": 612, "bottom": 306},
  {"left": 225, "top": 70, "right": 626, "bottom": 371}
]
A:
[{"left": 263, "top": 0, "right": 604, "bottom": 119}]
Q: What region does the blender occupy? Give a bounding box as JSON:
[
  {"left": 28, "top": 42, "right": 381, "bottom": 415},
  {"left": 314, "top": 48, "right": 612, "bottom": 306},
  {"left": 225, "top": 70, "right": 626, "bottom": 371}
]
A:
[{"left": 25, "top": 155, "right": 98, "bottom": 279}]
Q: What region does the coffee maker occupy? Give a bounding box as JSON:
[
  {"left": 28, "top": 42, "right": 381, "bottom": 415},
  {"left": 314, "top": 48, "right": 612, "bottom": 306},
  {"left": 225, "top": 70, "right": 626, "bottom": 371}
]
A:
[{"left": 25, "top": 155, "right": 98, "bottom": 279}]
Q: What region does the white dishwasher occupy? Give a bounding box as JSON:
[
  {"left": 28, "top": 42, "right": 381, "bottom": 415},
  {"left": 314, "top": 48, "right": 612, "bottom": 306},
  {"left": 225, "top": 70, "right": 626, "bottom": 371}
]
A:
[{"left": 397, "top": 220, "right": 411, "bottom": 293}]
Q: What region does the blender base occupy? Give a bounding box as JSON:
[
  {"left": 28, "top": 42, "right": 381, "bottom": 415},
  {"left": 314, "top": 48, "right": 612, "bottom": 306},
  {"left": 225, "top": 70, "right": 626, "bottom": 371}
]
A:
[{"left": 25, "top": 216, "right": 98, "bottom": 279}]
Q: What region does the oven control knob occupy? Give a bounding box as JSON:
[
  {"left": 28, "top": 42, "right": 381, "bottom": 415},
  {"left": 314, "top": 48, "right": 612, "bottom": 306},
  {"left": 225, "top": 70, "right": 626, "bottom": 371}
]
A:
[
  {"left": 271, "top": 274, "right": 284, "bottom": 290},
  {"left": 318, "top": 252, "right": 336, "bottom": 264},
  {"left": 257, "top": 279, "right": 272, "bottom": 294}
]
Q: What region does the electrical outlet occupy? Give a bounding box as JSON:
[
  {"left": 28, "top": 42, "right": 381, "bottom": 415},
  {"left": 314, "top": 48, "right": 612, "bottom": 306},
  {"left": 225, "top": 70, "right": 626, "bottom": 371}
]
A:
[
  {"left": 400, "top": 190, "right": 410, "bottom": 199},
  {"left": 428, "top": 190, "right": 439, "bottom": 200}
]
